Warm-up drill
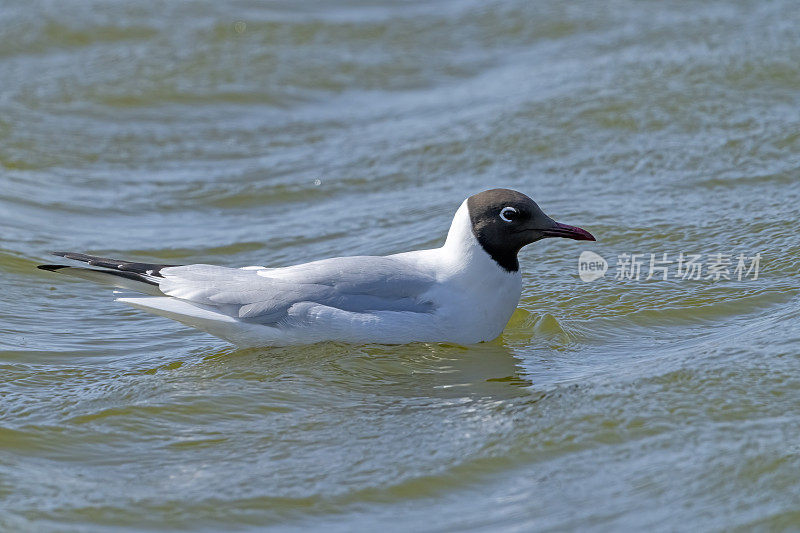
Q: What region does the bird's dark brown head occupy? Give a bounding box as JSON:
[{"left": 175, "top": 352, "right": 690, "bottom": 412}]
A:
[{"left": 466, "top": 188, "right": 595, "bottom": 272}]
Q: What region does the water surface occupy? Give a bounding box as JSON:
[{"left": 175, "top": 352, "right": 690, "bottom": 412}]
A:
[{"left": 1, "top": 0, "right": 799, "bottom": 531}]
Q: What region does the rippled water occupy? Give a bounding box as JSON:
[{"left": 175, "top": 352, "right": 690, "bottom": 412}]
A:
[{"left": 2, "top": 1, "right": 800, "bottom": 530}]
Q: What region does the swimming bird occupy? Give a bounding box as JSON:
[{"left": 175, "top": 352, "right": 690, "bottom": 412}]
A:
[{"left": 38, "top": 189, "right": 595, "bottom": 347}]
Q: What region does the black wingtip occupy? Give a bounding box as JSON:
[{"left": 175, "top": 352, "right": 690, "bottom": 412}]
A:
[
  {"left": 37, "top": 264, "right": 69, "bottom": 272},
  {"left": 50, "top": 251, "right": 69, "bottom": 258}
]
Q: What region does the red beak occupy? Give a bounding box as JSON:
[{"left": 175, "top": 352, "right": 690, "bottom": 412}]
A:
[{"left": 541, "top": 222, "right": 596, "bottom": 241}]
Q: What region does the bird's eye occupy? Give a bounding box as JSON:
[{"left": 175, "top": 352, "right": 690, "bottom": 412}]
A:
[{"left": 499, "top": 206, "right": 519, "bottom": 222}]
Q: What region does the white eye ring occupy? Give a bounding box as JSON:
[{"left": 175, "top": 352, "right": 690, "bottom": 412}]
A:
[{"left": 499, "top": 206, "right": 518, "bottom": 222}]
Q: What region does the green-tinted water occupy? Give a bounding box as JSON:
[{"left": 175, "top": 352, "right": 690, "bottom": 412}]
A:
[{"left": 1, "top": 1, "right": 799, "bottom": 530}]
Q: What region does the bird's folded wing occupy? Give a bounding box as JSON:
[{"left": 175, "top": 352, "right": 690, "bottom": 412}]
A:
[{"left": 158, "top": 256, "right": 436, "bottom": 324}]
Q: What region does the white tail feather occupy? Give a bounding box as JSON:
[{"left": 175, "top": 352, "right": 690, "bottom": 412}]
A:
[
  {"left": 47, "top": 267, "right": 163, "bottom": 296},
  {"left": 116, "top": 297, "right": 283, "bottom": 347}
]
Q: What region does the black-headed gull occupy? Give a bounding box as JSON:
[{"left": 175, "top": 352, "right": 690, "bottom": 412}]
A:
[{"left": 38, "top": 189, "right": 595, "bottom": 347}]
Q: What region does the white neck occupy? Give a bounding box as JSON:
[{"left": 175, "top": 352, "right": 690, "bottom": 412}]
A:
[
  {"left": 440, "top": 200, "right": 480, "bottom": 265},
  {"left": 437, "top": 199, "right": 523, "bottom": 341},
  {"left": 438, "top": 199, "right": 521, "bottom": 282},
  {"left": 396, "top": 199, "right": 521, "bottom": 283},
  {"left": 388, "top": 198, "right": 523, "bottom": 343}
]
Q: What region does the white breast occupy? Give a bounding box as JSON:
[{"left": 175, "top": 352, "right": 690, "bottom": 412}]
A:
[{"left": 394, "top": 199, "right": 523, "bottom": 344}]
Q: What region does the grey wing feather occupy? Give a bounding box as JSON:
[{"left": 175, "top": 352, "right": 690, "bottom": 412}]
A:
[{"left": 158, "top": 257, "right": 435, "bottom": 324}]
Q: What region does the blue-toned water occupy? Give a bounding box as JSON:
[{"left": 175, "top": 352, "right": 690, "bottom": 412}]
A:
[{"left": 1, "top": 1, "right": 799, "bottom": 530}]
